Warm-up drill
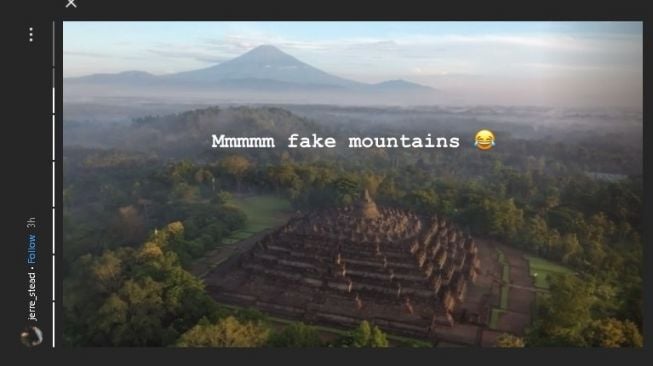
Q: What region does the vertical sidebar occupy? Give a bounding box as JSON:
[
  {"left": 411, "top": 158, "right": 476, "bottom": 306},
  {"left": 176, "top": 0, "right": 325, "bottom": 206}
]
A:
[
  {"left": 54, "top": 19, "right": 63, "bottom": 349},
  {"left": 51, "top": 20, "right": 56, "bottom": 348},
  {"left": 10, "top": 18, "right": 55, "bottom": 352}
]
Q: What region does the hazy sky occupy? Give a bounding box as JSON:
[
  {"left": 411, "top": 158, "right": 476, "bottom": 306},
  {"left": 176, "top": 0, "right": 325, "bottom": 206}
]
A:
[{"left": 63, "top": 21, "right": 642, "bottom": 108}]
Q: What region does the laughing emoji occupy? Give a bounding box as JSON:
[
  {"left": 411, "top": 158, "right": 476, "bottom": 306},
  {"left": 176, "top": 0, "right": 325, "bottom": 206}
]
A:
[{"left": 474, "top": 129, "right": 495, "bottom": 151}]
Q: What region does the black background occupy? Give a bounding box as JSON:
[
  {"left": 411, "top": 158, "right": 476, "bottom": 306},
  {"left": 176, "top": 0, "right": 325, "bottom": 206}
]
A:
[{"left": 4, "top": 0, "right": 650, "bottom": 364}]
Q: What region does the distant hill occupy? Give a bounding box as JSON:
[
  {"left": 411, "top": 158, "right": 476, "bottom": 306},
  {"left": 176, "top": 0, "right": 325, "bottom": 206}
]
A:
[
  {"left": 67, "top": 70, "right": 158, "bottom": 84},
  {"left": 370, "top": 79, "right": 435, "bottom": 92},
  {"left": 64, "top": 106, "right": 332, "bottom": 160},
  {"left": 65, "top": 45, "right": 442, "bottom": 105}
]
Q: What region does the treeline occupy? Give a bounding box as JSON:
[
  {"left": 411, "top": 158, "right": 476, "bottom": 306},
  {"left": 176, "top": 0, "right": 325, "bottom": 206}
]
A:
[
  {"left": 66, "top": 105, "right": 642, "bottom": 176},
  {"left": 177, "top": 317, "right": 395, "bottom": 348}
]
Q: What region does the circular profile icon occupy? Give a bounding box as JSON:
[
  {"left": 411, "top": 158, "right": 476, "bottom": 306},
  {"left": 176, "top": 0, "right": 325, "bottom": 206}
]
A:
[
  {"left": 20, "top": 326, "right": 43, "bottom": 347},
  {"left": 474, "top": 129, "right": 496, "bottom": 151}
]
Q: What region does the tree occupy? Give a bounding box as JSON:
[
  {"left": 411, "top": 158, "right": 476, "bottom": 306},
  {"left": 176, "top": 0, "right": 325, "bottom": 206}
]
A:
[
  {"left": 377, "top": 175, "right": 400, "bottom": 202},
  {"left": 267, "top": 164, "right": 300, "bottom": 194},
  {"left": 176, "top": 316, "right": 269, "bottom": 347},
  {"left": 583, "top": 318, "right": 643, "bottom": 348},
  {"left": 520, "top": 216, "right": 551, "bottom": 255},
  {"left": 112, "top": 205, "right": 146, "bottom": 245},
  {"left": 527, "top": 274, "right": 593, "bottom": 346},
  {"left": 171, "top": 182, "right": 199, "bottom": 202},
  {"left": 168, "top": 160, "right": 196, "bottom": 184},
  {"left": 544, "top": 275, "right": 593, "bottom": 329},
  {"left": 558, "top": 233, "right": 582, "bottom": 265},
  {"left": 95, "top": 293, "right": 128, "bottom": 343},
  {"left": 362, "top": 173, "right": 383, "bottom": 197},
  {"left": 90, "top": 250, "right": 123, "bottom": 293},
  {"left": 503, "top": 169, "right": 536, "bottom": 202},
  {"left": 405, "top": 189, "right": 437, "bottom": 214},
  {"left": 464, "top": 197, "right": 523, "bottom": 240},
  {"left": 582, "top": 239, "right": 606, "bottom": 269},
  {"left": 547, "top": 207, "right": 585, "bottom": 234},
  {"left": 621, "top": 320, "right": 644, "bottom": 347},
  {"left": 349, "top": 321, "right": 389, "bottom": 348},
  {"left": 494, "top": 199, "right": 524, "bottom": 240},
  {"left": 268, "top": 322, "right": 322, "bottom": 347},
  {"left": 221, "top": 155, "right": 250, "bottom": 192},
  {"left": 496, "top": 333, "right": 525, "bottom": 348},
  {"left": 194, "top": 168, "right": 214, "bottom": 185},
  {"left": 332, "top": 176, "right": 360, "bottom": 206}
]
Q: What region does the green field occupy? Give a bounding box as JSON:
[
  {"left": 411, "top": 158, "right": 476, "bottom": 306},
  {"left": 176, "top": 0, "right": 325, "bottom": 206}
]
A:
[
  {"left": 524, "top": 255, "right": 574, "bottom": 289},
  {"left": 488, "top": 248, "right": 511, "bottom": 330},
  {"left": 489, "top": 308, "right": 506, "bottom": 329},
  {"left": 228, "top": 194, "right": 292, "bottom": 235},
  {"left": 500, "top": 286, "right": 509, "bottom": 309},
  {"left": 501, "top": 264, "right": 510, "bottom": 283},
  {"left": 497, "top": 249, "right": 510, "bottom": 282},
  {"left": 496, "top": 250, "right": 506, "bottom": 263},
  {"left": 496, "top": 248, "right": 510, "bottom": 309}
]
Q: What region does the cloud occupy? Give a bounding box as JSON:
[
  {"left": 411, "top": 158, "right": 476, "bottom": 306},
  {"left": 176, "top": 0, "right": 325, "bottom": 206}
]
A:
[
  {"left": 519, "top": 62, "right": 611, "bottom": 72},
  {"left": 147, "top": 49, "right": 231, "bottom": 64},
  {"left": 64, "top": 50, "right": 145, "bottom": 61},
  {"left": 198, "top": 31, "right": 638, "bottom": 56},
  {"left": 64, "top": 50, "right": 107, "bottom": 58}
]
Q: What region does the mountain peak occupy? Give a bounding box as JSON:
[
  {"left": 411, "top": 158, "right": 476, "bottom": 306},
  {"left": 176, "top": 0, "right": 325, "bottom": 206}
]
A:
[
  {"left": 237, "top": 45, "right": 299, "bottom": 64},
  {"left": 190, "top": 44, "right": 360, "bottom": 87},
  {"left": 245, "top": 44, "right": 285, "bottom": 55}
]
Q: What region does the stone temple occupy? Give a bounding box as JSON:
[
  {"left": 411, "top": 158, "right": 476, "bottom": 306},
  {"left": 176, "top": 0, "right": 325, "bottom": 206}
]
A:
[{"left": 205, "top": 190, "right": 484, "bottom": 342}]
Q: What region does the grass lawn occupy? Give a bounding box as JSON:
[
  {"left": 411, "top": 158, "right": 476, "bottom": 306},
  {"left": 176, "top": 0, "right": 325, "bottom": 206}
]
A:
[
  {"left": 496, "top": 249, "right": 510, "bottom": 282},
  {"left": 224, "top": 194, "right": 292, "bottom": 243},
  {"left": 500, "top": 286, "right": 509, "bottom": 309},
  {"left": 489, "top": 308, "right": 506, "bottom": 329},
  {"left": 495, "top": 248, "right": 510, "bottom": 310},
  {"left": 230, "top": 194, "right": 291, "bottom": 230},
  {"left": 230, "top": 231, "right": 257, "bottom": 240},
  {"left": 497, "top": 250, "right": 506, "bottom": 263},
  {"left": 502, "top": 264, "right": 510, "bottom": 283},
  {"left": 488, "top": 248, "right": 510, "bottom": 329},
  {"left": 524, "top": 255, "right": 574, "bottom": 289}
]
